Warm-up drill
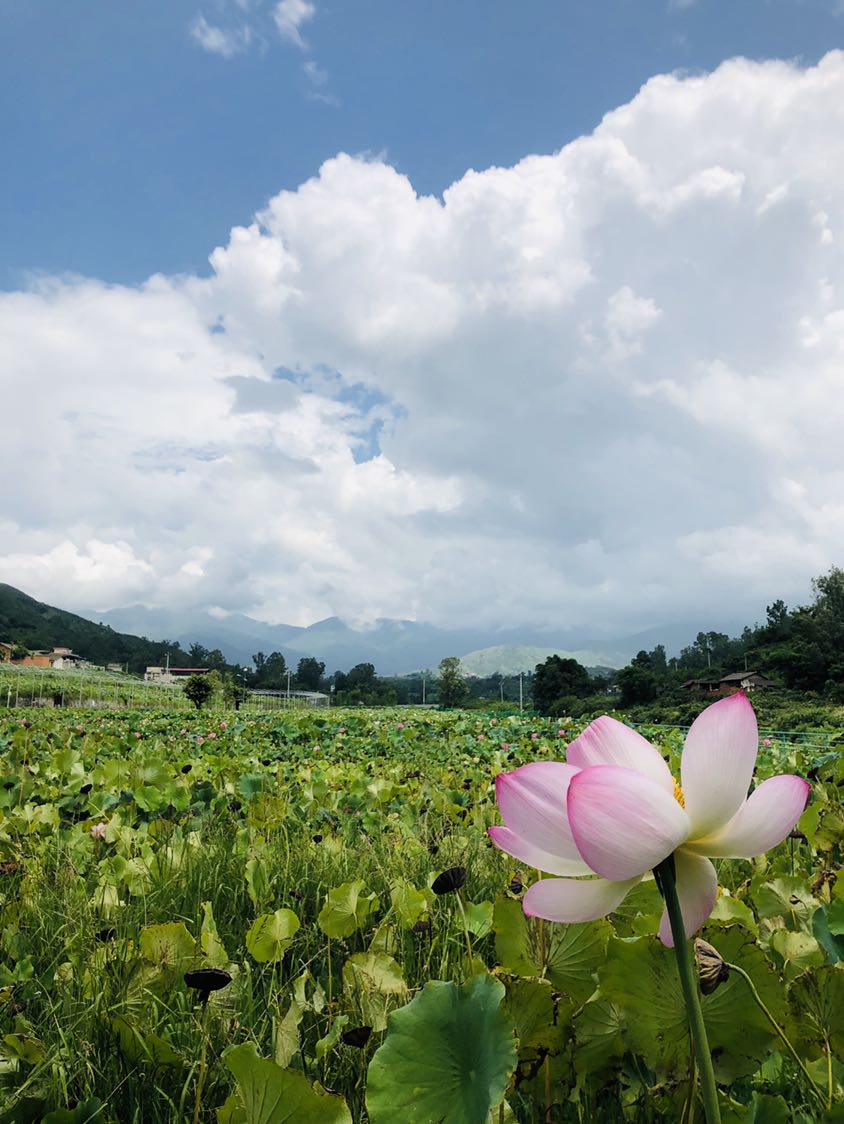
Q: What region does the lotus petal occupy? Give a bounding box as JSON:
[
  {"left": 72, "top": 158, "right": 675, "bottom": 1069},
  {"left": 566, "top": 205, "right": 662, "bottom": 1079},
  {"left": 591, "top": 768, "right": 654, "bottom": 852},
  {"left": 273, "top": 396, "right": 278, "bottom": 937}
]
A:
[
  {"left": 681, "top": 693, "right": 758, "bottom": 838},
  {"left": 567, "top": 716, "right": 674, "bottom": 793},
  {"left": 686, "top": 774, "right": 810, "bottom": 858},
  {"left": 658, "top": 851, "right": 717, "bottom": 947},
  {"left": 487, "top": 825, "right": 592, "bottom": 877},
  {"left": 495, "top": 761, "right": 582, "bottom": 863},
  {"left": 523, "top": 873, "right": 642, "bottom": 923},
  {"left": 568, "top": 765, "right": 689, "bottom": 880}
]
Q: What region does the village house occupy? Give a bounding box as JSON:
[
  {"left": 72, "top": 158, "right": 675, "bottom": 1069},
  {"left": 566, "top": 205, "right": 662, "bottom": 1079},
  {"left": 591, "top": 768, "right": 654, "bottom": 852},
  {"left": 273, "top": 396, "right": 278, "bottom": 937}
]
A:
[
  {"left": 682, "top": 670, "right": 775, "bottom": 694},
  {"left": 0, "top": 642, "right": 84, "bottom": 668},
  {"left": 144, "top": 666, "right": 210, "bottom": 685}
]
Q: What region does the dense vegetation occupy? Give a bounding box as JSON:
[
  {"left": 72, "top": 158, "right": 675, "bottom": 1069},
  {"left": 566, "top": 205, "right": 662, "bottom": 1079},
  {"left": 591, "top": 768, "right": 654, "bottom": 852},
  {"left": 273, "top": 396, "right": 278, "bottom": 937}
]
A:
[
  {"left": 0, "top": 706, "right": 840, "bottom": 1122},
  {"left": 0, "top": 584, "right": 192, "bottom": 676},
  {"left": 531, "top": 566, "right": 844, "bottom": 726}
]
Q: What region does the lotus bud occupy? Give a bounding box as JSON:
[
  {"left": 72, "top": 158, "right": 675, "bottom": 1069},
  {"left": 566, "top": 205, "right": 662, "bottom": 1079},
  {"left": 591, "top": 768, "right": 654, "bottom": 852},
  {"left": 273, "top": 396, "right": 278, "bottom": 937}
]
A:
[{"left": 694, "top": 938, "right": 729, "bottom": 995}]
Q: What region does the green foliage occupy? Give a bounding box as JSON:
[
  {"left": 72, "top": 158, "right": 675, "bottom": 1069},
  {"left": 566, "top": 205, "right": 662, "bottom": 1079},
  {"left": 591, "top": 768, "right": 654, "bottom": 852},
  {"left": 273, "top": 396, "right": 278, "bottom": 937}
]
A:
[
  {"left": 365, "top": 975, "right": 516, "bottom": 1123},
  {"left": 437, "top": 655, "right": 469, "bottom": 709},
  {"left": 532, "top": 655, "right": 593, "bottom": 716},
  {"left": 222, "top": 1043, "right": 352, "bottom": 1123},
  {"left": 183, "top": 673, "right": 214, "bottom": 709},
  {"left": 296, "top": 656, "right": 325, "bottom": 691},
  {"left": 0, "top": 581, "right": 191, "bottom": 674},
  {"left": 0, "top": 705, "right": 839, "bottom": 1121},
  {"left": 246, "top": 909, "right": 301, "bottom": 962}
]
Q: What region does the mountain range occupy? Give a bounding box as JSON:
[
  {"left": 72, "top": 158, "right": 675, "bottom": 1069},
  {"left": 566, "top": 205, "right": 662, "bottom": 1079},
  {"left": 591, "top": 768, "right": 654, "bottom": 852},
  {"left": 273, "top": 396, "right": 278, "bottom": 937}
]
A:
[
  {"left": 91, "top": 603, "right": 746, "bottom": 676},
  {"left": 1, "top": 582, "right": 748, "bottom": 677}
]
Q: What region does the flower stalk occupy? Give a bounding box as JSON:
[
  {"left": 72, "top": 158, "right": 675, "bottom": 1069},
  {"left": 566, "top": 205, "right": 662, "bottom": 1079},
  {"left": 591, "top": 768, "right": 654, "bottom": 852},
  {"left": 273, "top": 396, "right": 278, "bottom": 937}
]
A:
[
  {"left": 725, "top": 959, "right": 827, "bottom": 1109},
  {"left": 654, "top": 856, "right": 721, "bottom": 1124}
]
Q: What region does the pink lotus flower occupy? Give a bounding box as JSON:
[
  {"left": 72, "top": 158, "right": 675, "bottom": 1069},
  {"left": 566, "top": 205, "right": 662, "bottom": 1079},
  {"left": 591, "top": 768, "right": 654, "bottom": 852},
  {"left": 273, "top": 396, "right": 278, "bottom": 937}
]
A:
[
  {"left": 489, "top": 695, "right": 809, "bottom": 946},
  {"left": 90, "top": 822, "right": 108, "bottom": 841}
]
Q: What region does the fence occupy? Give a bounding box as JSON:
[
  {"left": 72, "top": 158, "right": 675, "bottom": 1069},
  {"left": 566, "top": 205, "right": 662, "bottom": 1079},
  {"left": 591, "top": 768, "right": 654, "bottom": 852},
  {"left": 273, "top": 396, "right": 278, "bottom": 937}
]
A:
[
  {"left": 628, "top": 719, "right": 840, "bottom": 757},
  {"left": 0, "top": 665, "right": 327, "bottom": 712}
]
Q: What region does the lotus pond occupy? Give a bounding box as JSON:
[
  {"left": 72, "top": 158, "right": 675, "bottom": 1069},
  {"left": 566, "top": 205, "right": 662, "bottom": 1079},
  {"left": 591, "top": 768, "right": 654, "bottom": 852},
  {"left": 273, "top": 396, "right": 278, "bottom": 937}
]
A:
[{"left": 0, "top": 708, "right": 841, "bottom": 1123}]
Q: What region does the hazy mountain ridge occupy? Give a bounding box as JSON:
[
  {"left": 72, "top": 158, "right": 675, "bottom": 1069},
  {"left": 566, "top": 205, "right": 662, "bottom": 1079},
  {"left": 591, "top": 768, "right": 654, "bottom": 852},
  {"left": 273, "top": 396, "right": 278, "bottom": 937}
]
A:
[{"left": 2, "top": 582, "right": 748, "bottom": 678}]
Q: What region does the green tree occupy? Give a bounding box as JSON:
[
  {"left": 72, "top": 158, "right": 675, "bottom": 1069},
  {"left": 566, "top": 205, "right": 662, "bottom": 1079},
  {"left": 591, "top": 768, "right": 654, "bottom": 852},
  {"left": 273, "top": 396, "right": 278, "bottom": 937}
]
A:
[
  {"left": 345, "top": 662, "right": 377, "bottom": 691},
  {"left": 263, "top": 651, "right": 288, "bottom": 689},
  {"left": 532, "top": 656, "right": 592, "bottom": 716},
  {"left": 617, "top": 665, "right": 659, "bottom": 706},
  {"left": 437, "top": 656, "right": 469, "bottom": 709},
  {"left": 296, "top": 656, "right": 325, "bottom": 691},
  {"left": 188, "top": 642, "right": 211, "bottom": 666},
  {"left": 183, "top": 674, "right": 213, "bottom": 710}
]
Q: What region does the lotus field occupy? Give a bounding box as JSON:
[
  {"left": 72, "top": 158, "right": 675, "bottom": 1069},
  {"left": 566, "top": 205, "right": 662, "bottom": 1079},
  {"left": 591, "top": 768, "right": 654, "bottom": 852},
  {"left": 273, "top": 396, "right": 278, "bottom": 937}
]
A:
[{"left": 0, "top": 705, "right": 841, "bottom": 1123}]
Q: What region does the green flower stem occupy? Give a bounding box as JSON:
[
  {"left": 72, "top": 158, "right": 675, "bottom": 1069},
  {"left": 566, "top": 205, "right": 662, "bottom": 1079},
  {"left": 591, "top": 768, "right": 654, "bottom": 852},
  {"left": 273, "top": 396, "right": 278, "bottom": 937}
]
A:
[
  {"left": 191, "top": 999, "right": 211, "bottom": 1124},
  {"left": 725, "top": 960, "right": 827, "bottom": 1109},
  {"left": 654, "top": 857, "right": 721, "bottom": 1124},
  {"left": 454, "top": 890, "right": 475, "bottom": 965}
]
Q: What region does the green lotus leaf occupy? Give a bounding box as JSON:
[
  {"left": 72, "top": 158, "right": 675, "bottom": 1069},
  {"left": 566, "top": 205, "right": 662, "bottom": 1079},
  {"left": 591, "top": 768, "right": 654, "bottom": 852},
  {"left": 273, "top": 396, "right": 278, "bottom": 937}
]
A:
[
  {"left": 788, "top": 965, "right": 844, "bottom": 1059},
  {"left": 365, "top": 974, "right": 516, "bottom": 1124},
  {"left": 236, "top": 774, "right": 267, "bottom": 800},
  {"left": 342, "top": 950, "right": 407, "bottom": 1031},
  {"left": 600, "top": 926, "right": 782, "bottom": 1081},
  {"left": 41, "top": 1100, "right": 107, "bottom": 1124},
  {"left": 463, "top": 900, "right": 494, "bottom": 939},
  {"left": 572, "top": 994, "right": 625, "bottom": 1079},
  {"left": 315, "top": 1015, "right": 349, "bottom": 1061},
  {"left": 709, "top": 894, "right": 758, "bottom": 934},
  {"left": 245, "top": 853, "right": 271, "bottom": 908},
  {"left": 608, "top": 878, "right": 664, "bottom": 937},
  {"left": 813, "top": 805, "right": 844, "bottom": 852},
  {"left": 752, "top": 876, "right": 818, "bottom": 935},
  {"left": 318, "top": 881, "right": 379, "bottom": 939},
  {"left": 138, "top": 922, "right": 196, "bottom": 972},
  {"left": 493, "top": 894, "right": 609, "bottom": 1004},
  {"left": 2, "top": 1033, "right": 46, "bottom": 1065},
  {"left": 110, "top": 1017, "right": 182, "bottom": 1067},
  {"left": 502, "top": 975, "right": 566, "bottom": 1057},
  {"left": 223, "top": 1042, "right": 352, "bottom": 1124},
  {"left": 768, "top": 928, "right": 825, "bottom": 980},
  {"left": 201, "top": 900, "right": 230, "bottom": 968},
  {"left": 743, "top": 1092, "right": 791, "bottom": 1123},
  {"left": 389, "top": 879, "right": 429, "bottom": 930},
  {"left": 814, "top": 903, "right": 844, "bottom": 965},
  {"left": 274, "top": 998, "right": 305, "bottom": 1068},
  {"left": 246, "top": 909, "right": 300, "bottom": 963}
]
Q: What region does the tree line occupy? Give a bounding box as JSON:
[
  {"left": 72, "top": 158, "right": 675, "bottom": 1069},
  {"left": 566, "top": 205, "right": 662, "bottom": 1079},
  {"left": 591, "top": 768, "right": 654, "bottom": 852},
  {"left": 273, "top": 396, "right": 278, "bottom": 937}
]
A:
[{"left": 531, "top": 565, "right": 844, "bottom": 716}]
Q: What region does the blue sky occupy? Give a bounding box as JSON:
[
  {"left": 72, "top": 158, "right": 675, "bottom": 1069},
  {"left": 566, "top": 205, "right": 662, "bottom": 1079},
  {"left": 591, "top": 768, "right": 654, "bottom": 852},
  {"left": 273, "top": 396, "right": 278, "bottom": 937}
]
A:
[
  {"left": 2, "top": 1, "right": 841, "bottom": 287},
  {"left": 2, "top": 1, "right": 844, "bottom": 645}
]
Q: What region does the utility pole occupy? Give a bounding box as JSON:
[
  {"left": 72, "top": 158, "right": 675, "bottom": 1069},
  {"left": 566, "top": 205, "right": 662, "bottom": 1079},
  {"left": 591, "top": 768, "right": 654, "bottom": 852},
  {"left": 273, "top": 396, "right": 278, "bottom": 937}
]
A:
[
  {"left": 286, "top": 669, "right": 292, "bottom": 702},
  {"left": 421, "top": 673, "right": 426, "bottom": 705},
  {"left": 519, "top": 672, "right": 523, "bottom": 712}
]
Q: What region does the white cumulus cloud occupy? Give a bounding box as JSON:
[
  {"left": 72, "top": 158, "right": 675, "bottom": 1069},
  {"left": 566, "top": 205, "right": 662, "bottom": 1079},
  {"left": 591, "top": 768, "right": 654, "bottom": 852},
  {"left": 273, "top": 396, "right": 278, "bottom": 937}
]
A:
[
  {"left": 189, "top": 14, "right": 252, "bottom": 58},
  {"left": 3, "top": 52, "right": 844, "bottom": 637},
  {"left": 273, "top": 0, "right": 315, "bottom": 48}
]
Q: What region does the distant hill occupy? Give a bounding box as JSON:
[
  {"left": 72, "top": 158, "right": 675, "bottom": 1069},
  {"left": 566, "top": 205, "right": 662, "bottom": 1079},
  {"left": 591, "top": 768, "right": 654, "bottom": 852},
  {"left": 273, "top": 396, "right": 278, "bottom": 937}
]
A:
[
  {"left": 93, "top": 604, "right": 629, "bottom": 675},
  {"left": 2, "top": 581, "right": 749, "bottom": 679},
  {"left": 459, "top": 645, "right": 620, "bottom": 677},
  {"left": 0, "top": 584, "right": 191, "bottom": 674}
]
